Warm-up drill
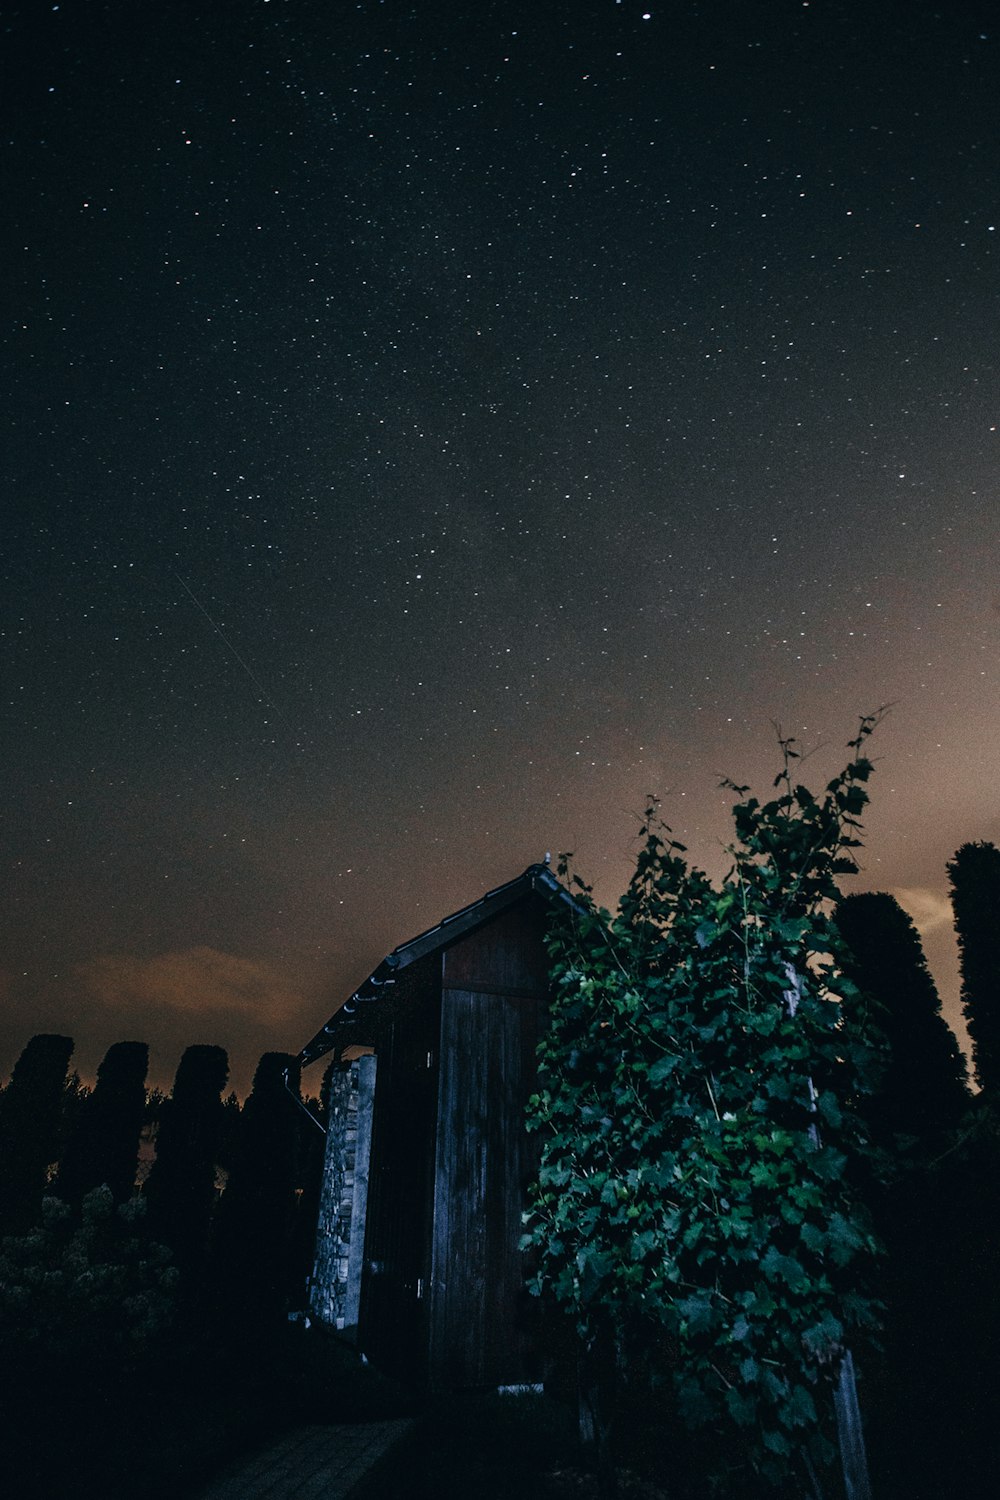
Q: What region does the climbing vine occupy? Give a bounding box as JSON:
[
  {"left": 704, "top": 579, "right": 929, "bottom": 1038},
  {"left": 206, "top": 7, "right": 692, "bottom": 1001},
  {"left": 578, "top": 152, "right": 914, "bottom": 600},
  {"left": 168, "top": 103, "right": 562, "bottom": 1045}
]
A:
[{"left": 522, "top": 715, "right": 886, "bottom": 1488}]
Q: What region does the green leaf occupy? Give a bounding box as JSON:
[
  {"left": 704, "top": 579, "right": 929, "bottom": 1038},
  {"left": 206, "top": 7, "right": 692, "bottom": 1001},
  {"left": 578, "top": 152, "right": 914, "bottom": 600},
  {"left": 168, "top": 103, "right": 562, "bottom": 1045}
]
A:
[
  {"left": 575, "top": 1246, "right": 614, "bottom": 1300},
  {"left": 648, "top": 1054, "right": 681, "bottom": 1084}
]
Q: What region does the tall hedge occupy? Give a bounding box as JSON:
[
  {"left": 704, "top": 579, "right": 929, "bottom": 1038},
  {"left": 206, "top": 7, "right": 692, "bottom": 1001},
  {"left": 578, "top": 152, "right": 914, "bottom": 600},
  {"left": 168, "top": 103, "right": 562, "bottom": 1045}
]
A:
[
  {"left": 0, "top": 1034, "right": 75, "bottom": 1233},
  {"left": 144, "top": 1044, "right": 229, "bottom": 1295},
  {"left": 55, "top": 1041, "right": 150, "bottom": 1205},
  {"left": 209, "top": 1052, "right": 301, "bottom": 1334},
  {"left": 948, "top": 842, "right": 1000, "bottom": 1094},
  {"left": 835, "top": 892, "right": 969, "bottom": 1145}
]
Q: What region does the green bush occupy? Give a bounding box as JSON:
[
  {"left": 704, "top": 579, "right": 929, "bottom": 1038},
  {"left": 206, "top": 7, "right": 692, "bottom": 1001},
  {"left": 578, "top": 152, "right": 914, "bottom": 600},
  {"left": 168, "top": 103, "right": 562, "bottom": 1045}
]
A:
[{"left": 0, "top": 1186, "right": 177, "bottom": 1383}]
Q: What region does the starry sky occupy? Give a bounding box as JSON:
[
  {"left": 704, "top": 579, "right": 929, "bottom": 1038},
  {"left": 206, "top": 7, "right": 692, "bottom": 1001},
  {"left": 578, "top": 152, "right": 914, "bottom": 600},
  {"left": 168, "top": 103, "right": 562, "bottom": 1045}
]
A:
[{"left": 3, "top": 0, "right": 998, "bottom": 1095}]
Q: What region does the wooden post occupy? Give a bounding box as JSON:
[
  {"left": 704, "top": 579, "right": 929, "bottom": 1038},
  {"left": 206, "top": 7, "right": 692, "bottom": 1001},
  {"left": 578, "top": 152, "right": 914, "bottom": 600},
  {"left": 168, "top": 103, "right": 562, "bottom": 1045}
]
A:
[
  {"left": 576, "top": 1327, "right": 618, "bottom": 1500},
  {"left": 784, "top": 965, "right": 873, "bottom": 1498},
  {"left": 833, "top": 1350, "right": 872, "bottom": 1500}
]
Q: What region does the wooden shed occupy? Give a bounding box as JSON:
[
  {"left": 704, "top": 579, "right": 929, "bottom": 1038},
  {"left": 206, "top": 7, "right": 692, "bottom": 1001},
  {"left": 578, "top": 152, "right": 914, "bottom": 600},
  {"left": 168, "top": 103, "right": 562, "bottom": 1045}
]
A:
[{"left": 297, "top": 862, "right": 574, "bottom": 1391}]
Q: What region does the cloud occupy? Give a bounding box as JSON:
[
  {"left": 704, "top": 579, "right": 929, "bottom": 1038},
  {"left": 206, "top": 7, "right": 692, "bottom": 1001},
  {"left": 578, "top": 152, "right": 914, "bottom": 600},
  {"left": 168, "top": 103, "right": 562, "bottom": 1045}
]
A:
[
  {"left": 75, "top": 947, "right": 306, "bottom": 1026},
  {"left": 892, "top": 887, "right": 954, "bottom": 937}
]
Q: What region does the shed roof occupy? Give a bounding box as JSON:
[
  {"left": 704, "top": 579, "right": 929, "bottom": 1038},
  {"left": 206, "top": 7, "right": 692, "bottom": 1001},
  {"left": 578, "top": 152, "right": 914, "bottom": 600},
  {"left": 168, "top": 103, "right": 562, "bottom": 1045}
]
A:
[{"left": 297, "top": 862, "right": 574, "bottom": 1068}]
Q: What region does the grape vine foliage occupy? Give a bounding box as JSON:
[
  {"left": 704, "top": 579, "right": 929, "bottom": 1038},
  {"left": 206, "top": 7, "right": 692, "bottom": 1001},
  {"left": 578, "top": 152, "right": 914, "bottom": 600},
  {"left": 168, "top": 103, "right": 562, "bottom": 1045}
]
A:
[{"left": 522, "top": 715, "right": 887, "bottom": 1485}]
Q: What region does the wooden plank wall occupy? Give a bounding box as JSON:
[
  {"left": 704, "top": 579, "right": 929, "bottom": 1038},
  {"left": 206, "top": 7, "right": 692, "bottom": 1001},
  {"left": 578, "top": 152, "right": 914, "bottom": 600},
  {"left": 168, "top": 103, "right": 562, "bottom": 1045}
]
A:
[
  {"left": 430, "top": 988, "right": 544, "bottom": 1388},
  {"left": 429, "top": 900, "right": 549, "bottom": 1388},
  {"left": 441, "top": 899, "right": 550, "bottom": 997}
]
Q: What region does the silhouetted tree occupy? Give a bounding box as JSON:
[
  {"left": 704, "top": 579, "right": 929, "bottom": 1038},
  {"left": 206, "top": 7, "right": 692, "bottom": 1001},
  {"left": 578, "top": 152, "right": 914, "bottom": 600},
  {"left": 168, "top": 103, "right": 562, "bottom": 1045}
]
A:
[
  {"left": 58, "top": 1071, "right": 92, "bottom": 1158},
  {"left": 948, "top": 841, "right": 1000, "bottom": 1094},
  {"left": 210, "top": 1052, "right": 301, "bottom": 1335},
  {"left": 935, "top": 847, "right": 1000, "bottom": 1491},
  {"left": 55, "top": 1041, "right": 149, "bottom": 1205},
  {"left": 0, "top": 1034, "right": 74, "bottom": 1232},
  {"left": 144, "top": 1044, "right": 229, "bottom": 1295},
  {"left": 836, "top": 892, "right": 969, "bottom": 1145},
  {"left": 837, "top": 890, "right": 998, "bottom": 1497}
]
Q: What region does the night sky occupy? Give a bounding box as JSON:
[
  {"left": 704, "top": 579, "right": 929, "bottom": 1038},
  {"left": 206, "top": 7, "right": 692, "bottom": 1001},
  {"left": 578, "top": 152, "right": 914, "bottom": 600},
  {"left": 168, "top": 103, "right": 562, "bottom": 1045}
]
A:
[{"left": 3, "top": 0, "right": 998, "bottom": 1095}]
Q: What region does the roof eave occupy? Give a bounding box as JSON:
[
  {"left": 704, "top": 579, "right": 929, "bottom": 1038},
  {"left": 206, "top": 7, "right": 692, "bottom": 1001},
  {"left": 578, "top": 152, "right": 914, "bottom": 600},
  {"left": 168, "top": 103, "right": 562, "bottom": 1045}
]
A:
[{"left": 297, "top": 862, "right": 574, "bottom": 1068}]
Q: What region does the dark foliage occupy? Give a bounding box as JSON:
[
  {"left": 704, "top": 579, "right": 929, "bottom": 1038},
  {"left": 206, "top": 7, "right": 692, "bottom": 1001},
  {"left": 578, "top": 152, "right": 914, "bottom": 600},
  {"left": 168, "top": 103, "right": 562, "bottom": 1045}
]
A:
[
  {"left": 835, "top": 892, "right": 970, "bottom": 1145},
  {"left": 0, "top": 1033, "right": 74, "bottom": 1233},
  {"left": 0, "top": 1187, "right": 176, "bottom": 1383},
  {"left": 209, "top": 1051, "right": 302, "bottom": 1332},
  {"left": 58, "top": 1071, "right": 92, "bottom": 1158},
  {"left": 525, "top": 719, "right": 886, "bottom": 1493},
  {"left": 834, "top": 888, "right": 1000, "bottom": 1498},
  {"left": 948, "top": 841, "right": 1000, "bottom": 1093},
  {"left": 55, "top": 1039, "right": 150, "bottom": 1204},
  {"left": 144, "top": 1043, "right": 229, "bottom": 1295},
  {"left": 858, "top": 1098, "right": 1000, "bottom": 1500}
]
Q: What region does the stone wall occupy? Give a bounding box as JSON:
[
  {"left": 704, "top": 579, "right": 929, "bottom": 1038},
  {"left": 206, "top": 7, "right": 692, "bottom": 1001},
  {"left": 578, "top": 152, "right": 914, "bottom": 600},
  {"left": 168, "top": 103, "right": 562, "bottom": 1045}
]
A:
[{"left": 309, "top": 1054, "right": 375, "bottom": 1332}]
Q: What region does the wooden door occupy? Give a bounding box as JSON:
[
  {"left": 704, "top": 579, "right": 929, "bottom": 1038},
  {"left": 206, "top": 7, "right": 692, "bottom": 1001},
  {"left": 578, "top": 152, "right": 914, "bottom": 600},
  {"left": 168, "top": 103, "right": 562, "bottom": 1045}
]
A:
[{"left": 429, "top": 988, "right": 543, "bottom": 1388}]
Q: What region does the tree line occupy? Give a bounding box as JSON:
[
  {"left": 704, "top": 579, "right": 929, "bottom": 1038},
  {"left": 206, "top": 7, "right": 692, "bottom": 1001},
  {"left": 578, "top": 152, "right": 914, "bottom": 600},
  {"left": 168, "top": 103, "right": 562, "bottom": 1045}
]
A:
[{"left": 0, "top": 1037, "right": 331, "bottom": 1371}]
